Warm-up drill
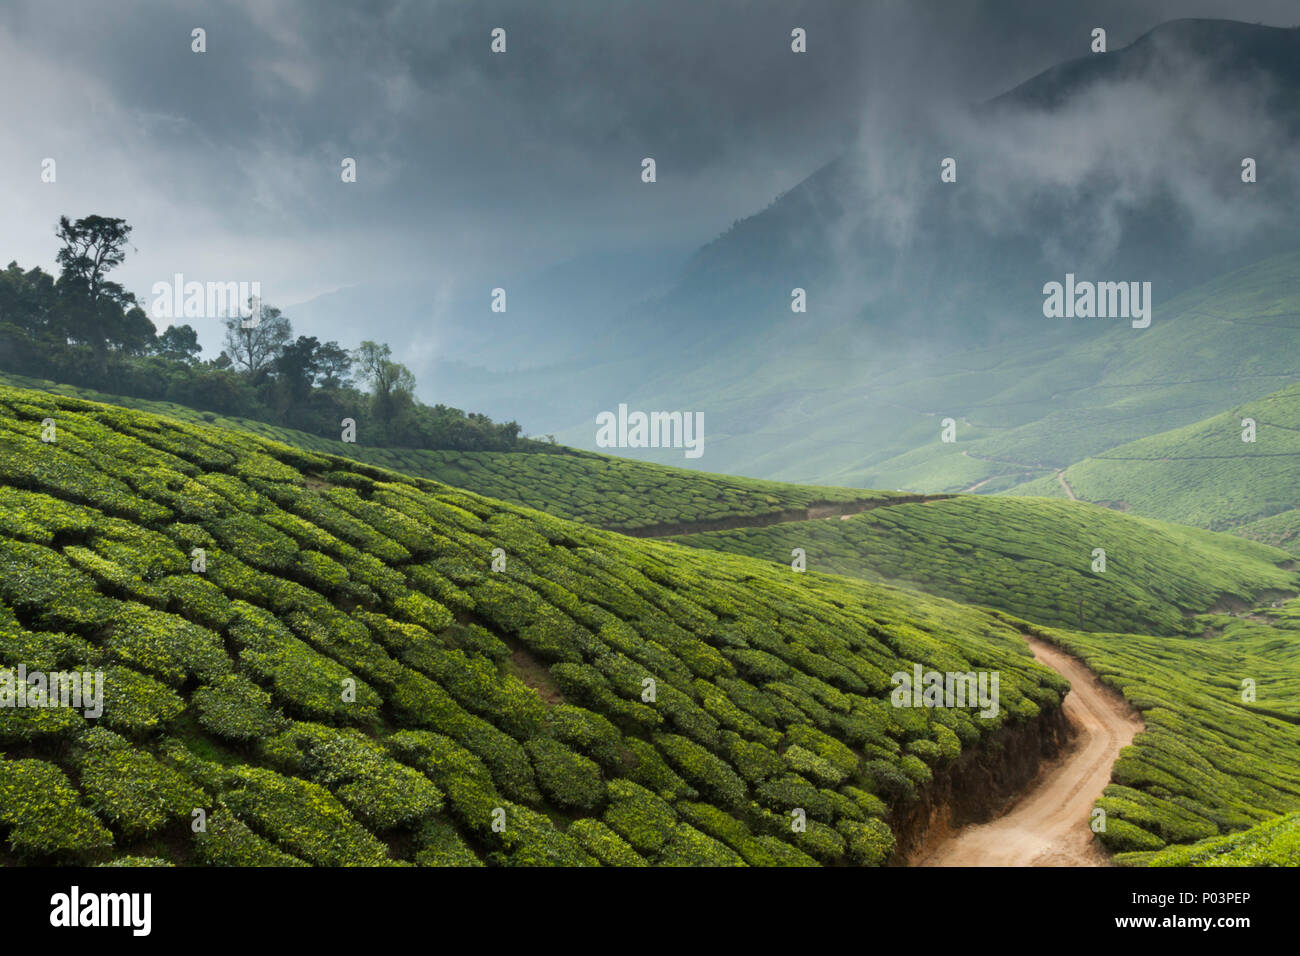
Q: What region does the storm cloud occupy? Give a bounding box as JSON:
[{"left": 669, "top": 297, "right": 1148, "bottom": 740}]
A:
[{"left": 1, "top": 0, "right": 1297, "bottom": 349}]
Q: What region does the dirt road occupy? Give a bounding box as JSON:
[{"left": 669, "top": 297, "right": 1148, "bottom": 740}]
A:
[
  {"left": 913, "top": 636, "right": 1143, "bottom": 867},
  {"left": 1056, "top": 470, "right": 1079, "bottom": 501}
]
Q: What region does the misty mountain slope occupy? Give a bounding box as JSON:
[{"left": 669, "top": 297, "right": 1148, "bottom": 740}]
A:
[
  {"left": 287, "top": 243, "right": 694, "bottom": 375},
  {"left": 431, "top": 19, "right": 1300, "bottom": 486},
  {"left": 992, "top": 18, "right": 1300, "bottom": 118},
  {"left": 851, "top": 248, "right": 1300, "bottom": 490}
]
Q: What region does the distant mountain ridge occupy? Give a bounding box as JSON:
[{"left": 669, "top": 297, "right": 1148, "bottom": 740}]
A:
[{"left": 414, "top": 19, "right": 1300, "bottom": 492}]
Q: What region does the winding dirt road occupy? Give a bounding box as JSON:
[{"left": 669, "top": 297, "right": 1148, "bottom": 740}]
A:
[{"left": 914, "top": 636, "right": 1143, "bottom": 867}]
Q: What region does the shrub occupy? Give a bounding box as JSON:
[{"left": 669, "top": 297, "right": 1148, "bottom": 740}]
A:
[
  {"left": 0, "top": 672, "right": 87, "bottom": 743},
  {"left": 192, "top": 674, "right": 288, "bottom": 741},
  {"left": 228, "top": 602, "right": 381, "bottom": 724},
  {"left": 259, "top": 722, "right": 443, "bottom": 830},
  {"left": 548, "top": 704, "right": 626, "bottom": 772},
  {"left": 97, "top": 856, "right": 173, "bottom": 866},
  {"left": 487, "top": 802, "right": 596, "bottom": 867},
  {"left": 656, "top": 822, "right": 746, "bottom": 866},
  {"left": 736, "top": 835, "right": 820, "bottom": 867},
  {"left": 193, "top": 808, "right": 308, "bottom": 866},
  {"left": 385, "top": 730, "right": 503, "bottom": 836},
  {"left": 74, "top": 728, "right": 206, "bottom": 837},
  {"left": 1097, "top": 818, "right": 1167, "bottom": 853},
  {"left": 756, "top": 774, "right": 838, "bottom": 822},
  {"left": 158, "top": 574, "right": 235, "bottom": 629},
  {"left": 839, "top": 818, "right": 895, "bottom": 866},
  {"left": 783, "top": 744, "right": 847, "bottom": 787},
  {"left": 674, "top": 800, "right": 751, "bottom": 851},
  {"left": 0, "top": 539, "right": 114, "bottom": 629},
  {"left": 654, "top": 733, "right": 747, "bottom": 809},
  {"left": 98, "top": 665, "right": 186, "bottom": 735},
  {"left": 0, "top": 757, "right": 114, "bottom": 860},
  {"left": 566, "top": 818, "right": 647, "bottom": 866},
  {"left": 792, "top": 819, "right": 847, "bottom": 863},
  {"left": 103, "top": 602, "right": 231, "bottom": 687},
  {"left": 725, "top": 733, "right": 786, "bottom": 784},
  {"left": 602, "top": 779, "right": 679, "bottom": 855},
  {"left": 525, "top": 736, "right": 606, "bottom": 812},
  {"left": 412, "top": 817, "right": 483, "bottom": 867},
  {"left": 624, "top": 737, "right": 697, "bottom": 801},
  {"left": 219, "top": 764, "right": 393, "bottom": 866}
]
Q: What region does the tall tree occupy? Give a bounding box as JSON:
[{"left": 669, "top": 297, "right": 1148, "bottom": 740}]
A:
[
  {"left": 222, "top": 301, "right": 291, "bottom": 374},
  {"left": 54, "top": 215, "right": 134, "bottom": 307},
  {"left": 275, "top": 335, "right": 322, "bottom": 398},
  {"left": 53, "top": 215, "right": 138, "bottom": 349},
  {"left": 353, "top": 340, "right": 415, "bottom": 398},
  {"left": 352, "top": 340, "right": 416, "bottom": 426},
  {"left": 153, "top": 324, "right": 203, "bottom": 363},
  {"left": 314, "top": 341, "right": 353, "bottom": 389}
]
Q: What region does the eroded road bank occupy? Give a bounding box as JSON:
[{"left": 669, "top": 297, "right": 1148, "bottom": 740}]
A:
[{"left": 912, "top": 636, "right": 1144, "bottom": 867}]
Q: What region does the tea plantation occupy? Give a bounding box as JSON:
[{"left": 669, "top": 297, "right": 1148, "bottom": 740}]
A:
[
  {"left": 672, "top": 496, "right": 1299, "bottom": 635},
  {"left": 1006, "top": 380, "right": 1300, "bottom": 553},
  {"left": 0, "top": 373, "right": 901, "bottom": 534},
  {"left": 0, "top": 384, "right": 1072, "bottom": 866}
]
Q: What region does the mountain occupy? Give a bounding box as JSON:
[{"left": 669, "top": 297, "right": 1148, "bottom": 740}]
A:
[{"left": 415, "top": 20, "right": 1300, "bottom": 484}]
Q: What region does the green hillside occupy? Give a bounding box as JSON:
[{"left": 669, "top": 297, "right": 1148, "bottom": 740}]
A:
[
  {"left": 1005, "top": 380, "right": 1300, "bottom": 553},
  {"left": 0, "top": 372, "right": 901, "bottom": 534},
  {"left": 0, "top": 383, "right": 1071, "bottom": 867},
  {"left": 840, "top": 249, "right": 1300, "bottom": 492},
  {"left": 672, "top": 496, "right": 1299, "bottom": 635}
]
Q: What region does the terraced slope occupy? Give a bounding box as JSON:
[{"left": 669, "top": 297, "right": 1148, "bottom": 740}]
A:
[
  {"left": 672, "top": 496, "right": 1299, "bottom": 635},
  {"left": 1005, "top": 381, "right": 1300, "bottom": 554},
  {"left": 0, "top": 373, "right": 901, "bottom": 534},
  {"left": 0, "top": 384, "right": 1068, "bottom": 867}
]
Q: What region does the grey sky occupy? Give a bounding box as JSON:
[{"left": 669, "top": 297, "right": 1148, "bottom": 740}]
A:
[{"left": 2, "top": 0, "right": 1296, "bottom": 320}]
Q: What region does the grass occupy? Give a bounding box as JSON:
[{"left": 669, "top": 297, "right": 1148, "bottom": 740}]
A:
[{"left": 2, "top": 380, "right": 1296, "bottom": 867}]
